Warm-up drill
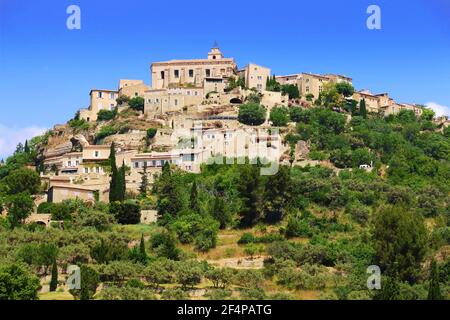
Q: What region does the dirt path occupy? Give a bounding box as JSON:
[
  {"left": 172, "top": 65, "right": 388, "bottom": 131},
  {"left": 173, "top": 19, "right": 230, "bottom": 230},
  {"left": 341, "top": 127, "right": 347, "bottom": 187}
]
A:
[{"left": 207, "top": 256, "right": 266, "bottom": 269}]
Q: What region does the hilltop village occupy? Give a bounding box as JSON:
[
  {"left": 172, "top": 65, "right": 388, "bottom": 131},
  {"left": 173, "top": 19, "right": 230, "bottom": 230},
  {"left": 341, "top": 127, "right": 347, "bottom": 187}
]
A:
[
  {"left": 20, "top": 45, "right": 441, "bottom": 214},
  {"left": 1, "top": 46, "right": 449, "bottom": 301}
]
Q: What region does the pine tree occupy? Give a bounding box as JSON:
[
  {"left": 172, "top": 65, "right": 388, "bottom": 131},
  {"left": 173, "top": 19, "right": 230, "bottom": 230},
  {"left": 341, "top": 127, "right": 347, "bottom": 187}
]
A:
[
  {"left": 139, "top": 162, "right": 149, "bottom": 197},
  {"left": 428, "top": 259, "right": 442, "bottom": 300},
  {"left": 263, "top": 165, "right": 291, "bottom": 223},
  {"left": 190, "top": 180, "right": 200, "bottom": 213},
  {"left": 49, "top": 258, "right": 58, "bottom": 292},
  {"left": 360, "top": 98, "right": 367, "bottom": 118},
  {"left": 109, "top": 143, "right": 119, "bottom": 202},
  {"left": 156, "top": 162, "right": 184, "bottom": 224}
]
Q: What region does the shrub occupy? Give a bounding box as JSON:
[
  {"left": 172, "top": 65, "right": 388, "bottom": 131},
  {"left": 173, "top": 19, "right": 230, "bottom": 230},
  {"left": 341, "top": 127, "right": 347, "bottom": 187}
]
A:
[
  {"left": 97, "top": 108, "right": 117, "bottom": 121},
  {"left": 128, "top": 97, "right": 145, "bottom": 112},
  {"left": 269, "top": 106, "right": 290, "bottom": 127},
  {"left": 146, "top": 128, "right": 157, "bottom": 140},
  {"left": 96, "top": 125, "right": 119, "bottom": 141},
  {"left": 238, "top": 103, "right": 266, "bottom": 126},
  {"left": 116, "top": 95, "right": 130, "bottom": 105},
  {"left": 238, "top": 233, "right": 256, "bottom": 244},
  {"left": 109, "top": 201, "right": 141, "bottom": 225}
]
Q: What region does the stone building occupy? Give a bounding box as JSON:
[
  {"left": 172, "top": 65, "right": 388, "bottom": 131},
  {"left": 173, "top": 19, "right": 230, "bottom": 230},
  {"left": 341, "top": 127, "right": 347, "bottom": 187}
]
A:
[
  {"left": 239, "top": 63, "right": 271, "bottom": 92},
  {"left": 150, "top": 46, "right": 237, "bottom": 89}
]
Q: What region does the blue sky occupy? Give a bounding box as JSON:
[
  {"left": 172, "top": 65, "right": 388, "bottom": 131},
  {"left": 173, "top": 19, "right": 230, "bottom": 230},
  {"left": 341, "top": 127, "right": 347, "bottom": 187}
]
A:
[{"left": 0, "top": 0, "right": 449, "bottom": 158}]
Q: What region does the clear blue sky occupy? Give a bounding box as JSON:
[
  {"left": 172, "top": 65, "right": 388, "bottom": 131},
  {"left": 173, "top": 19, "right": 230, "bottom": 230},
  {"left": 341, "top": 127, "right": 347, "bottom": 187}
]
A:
[{"left": 0, "top": 0, "right": 449, "bottom": 157}]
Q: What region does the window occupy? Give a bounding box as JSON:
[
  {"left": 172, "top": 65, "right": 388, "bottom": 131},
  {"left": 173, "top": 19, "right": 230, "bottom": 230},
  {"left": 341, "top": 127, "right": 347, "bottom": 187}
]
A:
[
  {"left": 96, "top": 167, "right": 100, "bottom": 173},
  {"left": 76, "top": 160, "right": 79, "bottom": 166},
  {"left": 110, "top": 104, "right": 114, "bottom": 110},
  {"left": 152, "top": 160, "right": 156, "bottom": 166},
  {"left": 98, "top": 92, "right": 103, "bottom": 98},
  {"left": 68, "top": 161, "right": 72, "bottom": 167},
  {"left": 205, "top": 69, "right": 211, "bottom": 77},
  {"left": 135, "top": 92, "right": 138, "bottom": 96},
  {"left": 306, "top": 86, "right": 310, "bottom": 93},
  {"left": 160, "top": 71, "right": 165, "bottom": 79},
  {"left": 110, "top": 93, "right": 115, "bottom": 99},
  {"left": 94, "top": 151, "right": 99, "bottom": 157},
  {"left": 257, "top": 76, "right": 262, "bottom": 80},
  {"left": 212, "top": 55, "right": 216, "bottom": 59},
  {"left": 134, "top": 162, "right": 139, "bottom": 168},
  {"left": 189, "top": 69, "right": 194, "bottom": 77},
  {"left": 84, "top": 168, "right": 89, "bottom": 174},
  {"left": 174, "top": 99, "right": 178, "bottom": 106},
  {"left": 174, "top": 70, "right": 179, "bottom": 78}
]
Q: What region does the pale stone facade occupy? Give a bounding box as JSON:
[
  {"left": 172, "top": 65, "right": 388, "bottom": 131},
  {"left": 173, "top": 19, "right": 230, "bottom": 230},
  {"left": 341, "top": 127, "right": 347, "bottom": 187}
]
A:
[
  {"left": 144, "top": 87, "right": 204, "bottom": 116},
  {"left": 353, "top": 90, "right": 394, "bottom": 114},
  {"left": 151, "top": 47, "right": 236, "bottom": 89},
  {"left": 240, "top": 63, "right": 271, "bottom": 92},
  {"left": 118, "top": 79, "right": 150, "bottom": 98},
  {"left": 80, "top": 89, "right": 118, "bottom": 122}
]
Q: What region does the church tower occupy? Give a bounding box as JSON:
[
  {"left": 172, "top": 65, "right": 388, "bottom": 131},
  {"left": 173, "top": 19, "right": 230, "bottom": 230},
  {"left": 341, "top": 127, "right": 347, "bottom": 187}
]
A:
[{"left": 208, "top": 42, "right": 224, "bottom": 60}]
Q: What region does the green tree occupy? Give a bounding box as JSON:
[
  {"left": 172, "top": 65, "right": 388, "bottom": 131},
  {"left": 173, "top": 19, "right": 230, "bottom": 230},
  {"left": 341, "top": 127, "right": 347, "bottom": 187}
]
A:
[
  {"left": 372, "top": 205, "right": 428, "bottom": 283},
  {"left": 139, "top": 233, "right": 148, "bottom": 264},
  {"left": 238, "top": 103, "right": 266, "bottom": 126},
  {"left": 118, "top": 161, "right": 126, "bottom": 202},
  {"left": 269, "top": 106, "right": 290, "bottom": 127},
  {"left": 176, "top": 260, "right": 204, "bottom": 289},
  {"left": 0, "top": 263, "right": 40, "bottom": 300},
  {"left": 427, "top": 260, "right": 442, "bottom": 300},
  {"left": 128, "top": 96, "right": 145, "bottom": 112},
  {"left": 24, "top": 140, "right": 30, "bottom": 154},
  {"left": 263, "top": 165, "right": 291, "bottom": 223},
  {"left": 359, "top": 99, "right": 367, "bottom": 118},
  {"left": 2, "top": 168, "right": 40, "bottom": 195},
  {"left": 109, "top": 143, "right": 119, "bottom": 202},
  {"left": 374, "top": 275, "right": 401, "bottom": 300},
  {"left": 281, "top": 84, "right": 300, "bottom": 99},
  {"left": 237, "top": 164, "right": 263, "bottom": 227},
  {"left": 6, "top": 193, "right": 34, "bottom": 228},
  {"left": 190, "top": 180, "right": 200, "bottom": 213},
  {"left": 212, "top": 196, "right": 232, "bottom": 229},
  {"left": 139, "top": 162, "right": 149, "bottom": 197},
  {"left": 49, "top": 258, "right": 58, "bottom": 292},
  {"left": 155, "top": 163, "right": 184, "bottom": 224},
  {"left": 335, "top": 82, "right": 355, "bottom": 97},
  {"left": 421, "top": 108, "right": 435, "bottom": 121},
  {"left": 70, "top": 265, "right": 100, "bottom": 300}
]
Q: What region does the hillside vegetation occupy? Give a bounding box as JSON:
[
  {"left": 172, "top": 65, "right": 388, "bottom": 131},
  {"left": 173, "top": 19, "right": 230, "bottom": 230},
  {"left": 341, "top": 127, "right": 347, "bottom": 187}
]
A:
[{"left": 0, "top": 107, "right": 449, "bottom": 300}]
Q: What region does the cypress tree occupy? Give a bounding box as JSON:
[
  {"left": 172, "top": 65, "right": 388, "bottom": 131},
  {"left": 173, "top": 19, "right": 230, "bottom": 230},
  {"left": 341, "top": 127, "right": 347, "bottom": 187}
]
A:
[
  {"left": 428, "top": 259, "right": 442, "bottom": 300},
  {"left": 119, "top": 161, "right": 126, "bottom": 201},
  {"left": 139, "top": 162, "right": 149, "bottom": 197},
  {"left": 360, "top": 98, "right": 367, "bottom": 118},
  {"left": 24, "top": 140, "right": 30, "bottom": 153},
  {"left": 109, "top": 143, "right": 118, "bottom": 202},
  {"left": 139, "top": 233, "right": 147, "bottom": 264},
  {"left": 49, "top": 258, "right": 58, "bottom": 292},
  {"left": 190, "top": 180, "right": 200, "bottom": 213}
]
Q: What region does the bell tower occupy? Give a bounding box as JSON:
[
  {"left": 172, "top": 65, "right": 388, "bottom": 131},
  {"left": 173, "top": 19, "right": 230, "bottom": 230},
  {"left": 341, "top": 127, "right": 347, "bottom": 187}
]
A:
[{"left": 208, "top": 42, "right": 223, "bottom": 60}]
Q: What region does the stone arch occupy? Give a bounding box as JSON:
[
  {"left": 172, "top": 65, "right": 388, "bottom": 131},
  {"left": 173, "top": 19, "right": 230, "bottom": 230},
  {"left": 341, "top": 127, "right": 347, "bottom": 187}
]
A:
[{"left": 230, "top": 97, "right": 242, "bottom": 104}]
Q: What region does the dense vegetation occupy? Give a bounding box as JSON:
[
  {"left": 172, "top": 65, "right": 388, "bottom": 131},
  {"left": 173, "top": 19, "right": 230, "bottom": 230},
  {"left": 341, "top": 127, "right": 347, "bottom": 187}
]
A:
[{"left": 0, "top": 103, "right": 449, "bottom": 300}]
